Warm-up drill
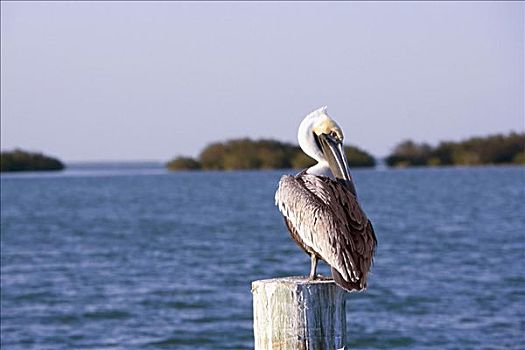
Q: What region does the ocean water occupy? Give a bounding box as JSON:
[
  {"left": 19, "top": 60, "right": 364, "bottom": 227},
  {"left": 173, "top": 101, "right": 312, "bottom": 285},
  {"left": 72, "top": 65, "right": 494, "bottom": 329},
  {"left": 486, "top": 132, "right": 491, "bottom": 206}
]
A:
[{"left": 1, "top": 166, "right": 524, "bottom": 349}]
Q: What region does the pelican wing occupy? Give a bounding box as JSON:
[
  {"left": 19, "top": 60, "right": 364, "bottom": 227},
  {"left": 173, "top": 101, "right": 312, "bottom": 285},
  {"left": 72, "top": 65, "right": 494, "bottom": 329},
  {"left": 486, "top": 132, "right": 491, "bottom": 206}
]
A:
[{"left": 275, "top": 173, "right": 377, "bottom": 288}]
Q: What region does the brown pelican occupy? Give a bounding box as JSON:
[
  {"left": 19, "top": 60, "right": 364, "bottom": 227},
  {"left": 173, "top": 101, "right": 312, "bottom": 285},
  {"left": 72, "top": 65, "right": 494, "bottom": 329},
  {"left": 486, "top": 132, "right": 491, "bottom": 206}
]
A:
[{"left": 275, "top": 106, "right": 377, "bottom": 292}]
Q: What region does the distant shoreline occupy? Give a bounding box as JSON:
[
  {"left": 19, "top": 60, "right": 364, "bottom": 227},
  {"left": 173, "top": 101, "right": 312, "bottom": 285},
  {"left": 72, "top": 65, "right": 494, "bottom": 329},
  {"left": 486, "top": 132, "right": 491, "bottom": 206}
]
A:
[
  {"left": 166, "top": 133, "right": 524, "bottom": 171},
  {"left": 2, "top": 132, "right": 523, "bottom": 173}
]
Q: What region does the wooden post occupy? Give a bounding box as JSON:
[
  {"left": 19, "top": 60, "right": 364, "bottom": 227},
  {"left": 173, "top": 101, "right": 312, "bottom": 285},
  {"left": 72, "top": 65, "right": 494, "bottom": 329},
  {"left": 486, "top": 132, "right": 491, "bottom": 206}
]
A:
[{"left": 252, "top": 276, "right": 346, "bottom": 350}]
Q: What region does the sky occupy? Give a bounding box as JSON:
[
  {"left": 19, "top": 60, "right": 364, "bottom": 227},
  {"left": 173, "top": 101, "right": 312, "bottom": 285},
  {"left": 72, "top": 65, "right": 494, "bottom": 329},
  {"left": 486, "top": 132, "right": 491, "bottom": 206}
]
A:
[{"left": 1, "top": 1, "right": 523, "bottom": 162}]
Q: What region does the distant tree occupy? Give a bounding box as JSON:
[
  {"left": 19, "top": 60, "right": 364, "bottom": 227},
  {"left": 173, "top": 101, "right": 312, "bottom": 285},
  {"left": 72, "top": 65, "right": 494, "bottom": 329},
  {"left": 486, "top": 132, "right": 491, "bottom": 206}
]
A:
[
  {"left": 0, "top": 149, "right": 65, "bottom": 172},
  {"left": 345, "top": 146, "right": 376, "bottom": 167},
  {"left": 431, "top": 142, "right": 456, "bottom": 165},
  {"left": 385, "top": 140, "right": 432, "bottom": 167},
  {"left": 291, "top": 152, "right": 316, "bottom": 169},
  {"left": 166, "top": 157, "right": 201, "bottom": 171},
  {"left": 199, "top": 142, "right": 227, "bottom": 170},
  {"left": 221, "top": 139, "right": 262, "bottom": 170},
  {"left": 513, "top": 151, "right": 525, "bottom": 164}
]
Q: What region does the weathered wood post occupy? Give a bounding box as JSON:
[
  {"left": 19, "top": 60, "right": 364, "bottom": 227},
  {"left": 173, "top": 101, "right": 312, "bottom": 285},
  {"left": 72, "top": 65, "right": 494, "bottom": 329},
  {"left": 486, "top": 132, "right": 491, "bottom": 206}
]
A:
[{"left": 252, "top": 276, "right": 347, "bottom": 350}]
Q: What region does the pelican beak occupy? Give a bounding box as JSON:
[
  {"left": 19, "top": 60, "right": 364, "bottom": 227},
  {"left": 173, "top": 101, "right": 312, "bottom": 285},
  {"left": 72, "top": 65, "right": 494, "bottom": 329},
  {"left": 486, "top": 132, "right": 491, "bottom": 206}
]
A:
[{"left": 318, "top": 133, "right": 351, "bottom": 182}]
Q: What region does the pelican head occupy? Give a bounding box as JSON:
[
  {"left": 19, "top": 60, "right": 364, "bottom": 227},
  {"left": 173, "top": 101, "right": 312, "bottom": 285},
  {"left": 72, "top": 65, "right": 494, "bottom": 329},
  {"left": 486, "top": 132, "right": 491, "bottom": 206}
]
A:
[{"left": 298, "top": 106, "right": 352, "bottom": 183}]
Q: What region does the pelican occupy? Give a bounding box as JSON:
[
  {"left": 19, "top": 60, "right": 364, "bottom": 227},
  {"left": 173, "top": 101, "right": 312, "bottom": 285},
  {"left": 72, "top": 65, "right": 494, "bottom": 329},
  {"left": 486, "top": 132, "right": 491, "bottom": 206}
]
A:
[{"left": 275, "top": 106, "right": 377, "bottom": 292}]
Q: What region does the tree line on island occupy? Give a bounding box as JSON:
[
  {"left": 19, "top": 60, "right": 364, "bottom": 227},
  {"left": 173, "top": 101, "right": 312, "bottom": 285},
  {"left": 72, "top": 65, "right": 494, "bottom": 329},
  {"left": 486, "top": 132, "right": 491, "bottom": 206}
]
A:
[
  {"left": 1, "top": 132, "right": 523, "bottom": 172},
  {"left": 167, "top": 132, "right": 524, "bottom": 171},
  {"left": 0, "top": 149, "right": 64, "bottom": 172},
  {"left": 167, "top": 139, "right": 376, "bottom": 171},
  {"left": 385, "top": 132, "right": 525, "bottom": 167}
]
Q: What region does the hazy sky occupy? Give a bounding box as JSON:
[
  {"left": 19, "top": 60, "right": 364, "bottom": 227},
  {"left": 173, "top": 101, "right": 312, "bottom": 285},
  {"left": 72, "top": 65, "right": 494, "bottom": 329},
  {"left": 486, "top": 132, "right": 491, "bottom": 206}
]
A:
[{"left": 1, "top": 1, "right": 523, "bottom": 161}]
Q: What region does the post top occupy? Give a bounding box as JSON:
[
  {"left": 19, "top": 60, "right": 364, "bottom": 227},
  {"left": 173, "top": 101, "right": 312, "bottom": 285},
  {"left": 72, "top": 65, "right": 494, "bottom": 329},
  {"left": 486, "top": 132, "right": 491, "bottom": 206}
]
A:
[{"left": 251, "top": 275, "right": 337, "bottom": 292}]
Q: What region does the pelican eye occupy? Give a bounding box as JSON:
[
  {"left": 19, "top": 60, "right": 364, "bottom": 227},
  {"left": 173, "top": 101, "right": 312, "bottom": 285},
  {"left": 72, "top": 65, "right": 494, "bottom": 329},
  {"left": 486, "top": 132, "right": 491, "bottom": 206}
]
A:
[{"left": 329, "top": 130, "right": 340, "bottom": 141}]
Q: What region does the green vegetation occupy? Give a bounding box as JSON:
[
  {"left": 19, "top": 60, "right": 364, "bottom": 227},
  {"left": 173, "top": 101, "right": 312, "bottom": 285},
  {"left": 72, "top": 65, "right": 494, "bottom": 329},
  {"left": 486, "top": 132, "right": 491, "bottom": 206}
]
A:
[
  {"left": 385, "top": 132, "right": 525, "bottom": 167},
  {"left": 167, "top": 156, "right": 201, "bottom": 171},
  {"left": 1, "top": 149, "right": 65, "bottom": 172},
  {"left": 166, "top": 138, "right": 376, "bottom": 171}
]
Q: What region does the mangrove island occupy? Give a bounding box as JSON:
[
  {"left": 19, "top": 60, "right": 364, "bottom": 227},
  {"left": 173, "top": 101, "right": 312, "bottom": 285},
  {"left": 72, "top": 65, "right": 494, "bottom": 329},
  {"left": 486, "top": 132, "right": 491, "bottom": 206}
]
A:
[
  {"left": 167, "top": 138, "right": 376, "bottom": 171},
  {"left": 385, "top": 132, "right": 525, "bottom": 167},
  {"left": 1, "top": 149, "right": 65, "bottom": 172}
]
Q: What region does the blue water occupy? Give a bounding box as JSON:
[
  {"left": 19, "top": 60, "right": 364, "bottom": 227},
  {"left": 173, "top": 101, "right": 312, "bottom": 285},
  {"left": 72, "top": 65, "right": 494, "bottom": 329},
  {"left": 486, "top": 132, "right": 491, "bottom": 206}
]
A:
[{"left": 1, "top": 166, "right": 524, "bottom": 349}]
